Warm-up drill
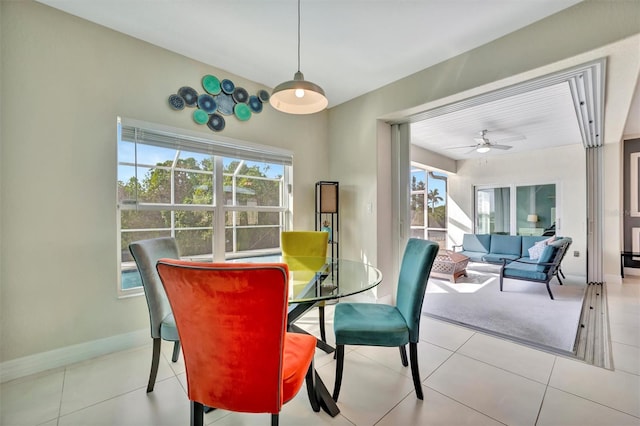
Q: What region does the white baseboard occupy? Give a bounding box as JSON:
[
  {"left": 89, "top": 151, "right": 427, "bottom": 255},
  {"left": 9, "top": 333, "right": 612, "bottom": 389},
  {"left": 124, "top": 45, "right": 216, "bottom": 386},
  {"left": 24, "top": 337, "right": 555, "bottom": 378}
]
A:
[{"left": 0, "top": 329, "right": 149, "bottom": 383}]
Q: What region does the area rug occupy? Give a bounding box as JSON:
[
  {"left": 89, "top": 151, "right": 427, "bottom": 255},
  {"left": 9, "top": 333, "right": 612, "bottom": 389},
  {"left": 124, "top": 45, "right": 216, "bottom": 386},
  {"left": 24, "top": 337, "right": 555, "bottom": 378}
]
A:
[{"left": 422, "top": 268, "right": 587, "bottom": 355}]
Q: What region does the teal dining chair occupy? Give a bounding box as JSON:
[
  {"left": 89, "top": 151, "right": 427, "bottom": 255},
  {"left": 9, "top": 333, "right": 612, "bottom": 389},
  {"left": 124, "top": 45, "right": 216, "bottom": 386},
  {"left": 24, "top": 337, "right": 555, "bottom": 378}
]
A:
[
  {"left": 332, "top": 238, "right": 439, "bottom": 401},
  {"left": 129, "top": 237, "right": 182, "bottom": 393}
]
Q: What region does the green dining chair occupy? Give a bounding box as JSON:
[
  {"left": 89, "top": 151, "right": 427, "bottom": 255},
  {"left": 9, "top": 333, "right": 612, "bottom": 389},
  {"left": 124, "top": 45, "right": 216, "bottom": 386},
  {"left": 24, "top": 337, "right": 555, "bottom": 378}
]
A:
[{"left": 332, "top": 238, "right": 439, "bottom": 401}]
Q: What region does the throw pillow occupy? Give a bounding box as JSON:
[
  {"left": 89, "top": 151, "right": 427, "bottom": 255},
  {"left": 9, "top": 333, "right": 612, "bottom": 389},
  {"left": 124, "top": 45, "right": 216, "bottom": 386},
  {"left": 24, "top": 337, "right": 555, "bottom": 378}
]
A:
[{"left": 528, "top": 241, "right": 547, "bottom": 260}]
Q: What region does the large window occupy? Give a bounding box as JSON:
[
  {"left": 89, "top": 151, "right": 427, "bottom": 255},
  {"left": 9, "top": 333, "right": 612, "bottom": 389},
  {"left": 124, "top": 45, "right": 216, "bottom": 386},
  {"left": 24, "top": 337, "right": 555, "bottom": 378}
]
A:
[
  {"left": 475, "top": 183, "right": 556, "bottom": 236},
  {"left": 117, "top": 118, "right": 292, "bottom": 296},
  {"left": 410, "top": 165, "right": 448, "bottom": 248}
]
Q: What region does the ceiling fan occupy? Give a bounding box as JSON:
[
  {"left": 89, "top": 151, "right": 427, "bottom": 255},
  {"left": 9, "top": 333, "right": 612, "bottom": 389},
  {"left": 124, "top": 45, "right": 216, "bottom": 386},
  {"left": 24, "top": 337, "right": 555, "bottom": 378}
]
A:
[{"left": 448, "top": 129, "right": 526, "bottom": 153}]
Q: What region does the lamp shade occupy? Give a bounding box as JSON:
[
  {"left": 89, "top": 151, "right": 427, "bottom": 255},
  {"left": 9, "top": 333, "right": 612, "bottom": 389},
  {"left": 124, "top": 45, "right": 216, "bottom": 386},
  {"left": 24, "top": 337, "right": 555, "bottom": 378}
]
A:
[
  {"left": 270, "top": 71, "right": 328, "bottom": 114},
  {"left": 527, "top": 214, "right": 538, "bottom": 223}
]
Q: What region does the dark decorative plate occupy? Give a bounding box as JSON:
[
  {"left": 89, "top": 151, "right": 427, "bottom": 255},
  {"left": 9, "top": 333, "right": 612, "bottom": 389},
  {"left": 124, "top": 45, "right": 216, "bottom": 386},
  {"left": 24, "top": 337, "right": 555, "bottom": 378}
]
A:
[
  {"left": 178, "top": 86, "right": 198, "bottom": 107},
  {"left": 193, "top": 109, "right": 209, "bottom": 125},
  {"left": 202, "top": 74, "right": 221, "bottom": 95},
  {"left": 215, "top": 93, "right": 235, "bottom": 115},
  {"left": 248, "top": 95, "right": 263, "bottom": 113},
  {"left": 258, "top": 89, "right": 270, "bottom": 103},
  {"left": 207, "top": 113, "right": 226, "bottom": 132},
  {"left": 168, "top": 94, "right": 185, "bottom": 110},
  {"left": 234, "top": 103, "right": 252, "bottom": 121},
  {"left": 232, "top": 87, "right": 249, "bottom": 103},
  {"left": 221, "top": 79, "right": 235, "bottom": 94},
  {"left": 197, "top": 94, "right": 217, "bottom": 114}
]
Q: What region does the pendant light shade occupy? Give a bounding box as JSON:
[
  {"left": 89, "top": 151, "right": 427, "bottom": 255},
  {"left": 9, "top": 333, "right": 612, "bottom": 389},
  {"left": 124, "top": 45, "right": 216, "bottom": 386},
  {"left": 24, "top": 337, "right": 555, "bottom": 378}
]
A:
[{"left": 270, "top": 0, "right": 327, "bottom": 114}]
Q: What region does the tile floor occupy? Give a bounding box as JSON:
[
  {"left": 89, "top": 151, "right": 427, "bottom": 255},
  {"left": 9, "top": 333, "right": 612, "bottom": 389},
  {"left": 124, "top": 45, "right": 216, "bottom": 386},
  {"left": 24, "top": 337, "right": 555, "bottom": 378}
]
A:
[{"left": 1, "top": 278, "right": 639, "bottom": 426}]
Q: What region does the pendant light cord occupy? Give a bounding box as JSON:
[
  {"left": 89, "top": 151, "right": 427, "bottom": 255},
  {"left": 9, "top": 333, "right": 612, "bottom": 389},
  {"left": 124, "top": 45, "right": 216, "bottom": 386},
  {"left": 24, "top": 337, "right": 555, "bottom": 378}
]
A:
[{"left": 297, "top": 0, "right": 301, "bottom": 72}]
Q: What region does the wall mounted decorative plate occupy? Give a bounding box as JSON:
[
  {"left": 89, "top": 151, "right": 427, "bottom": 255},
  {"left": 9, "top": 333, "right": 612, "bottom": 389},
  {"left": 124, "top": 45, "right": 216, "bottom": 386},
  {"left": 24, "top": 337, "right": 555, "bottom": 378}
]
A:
[
  {"left": 193, "top": 109, "right": 209, "bottom": 125},
  {"left": 234, "top": 103, "right": 252, "bottom": 121},
  {"left": 177, "top": 86, "right": 198, "bottom": 107},
  {"left": 202, "top": 74, "right": 221, "bottom": 95},
  {"left": 232, "top": 87, "right": 249, "bottom": 103},
  {"left": 221, "top": 79, "right": 235, "bottom": 94},
  {"left": 197, "top": 94, "right": 217, "bottom": 114},
  {"left": 215, "top": 93, "right": 235, "bottom": 115},
  {"left": 168, "top": 94, "right": 185, "bottom": 110},
  {"left": 207, "top": 113, "right": 226, "bottom": 132},
  {"left": 168, "top": 74, "right": 269, "bottom": 133},
  {"left": 248, "top": 95, "right": 263, "bottom": 113}
]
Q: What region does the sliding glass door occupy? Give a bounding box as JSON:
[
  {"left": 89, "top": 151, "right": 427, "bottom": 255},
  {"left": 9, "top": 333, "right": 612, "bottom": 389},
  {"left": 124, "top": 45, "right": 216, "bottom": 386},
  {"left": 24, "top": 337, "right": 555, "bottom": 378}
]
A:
[
  {"left": 410, "top": 166, "right": 448, "bottom": 248},
  {"left": 475, "top": 183, "right": 556, "bottom": 235}
]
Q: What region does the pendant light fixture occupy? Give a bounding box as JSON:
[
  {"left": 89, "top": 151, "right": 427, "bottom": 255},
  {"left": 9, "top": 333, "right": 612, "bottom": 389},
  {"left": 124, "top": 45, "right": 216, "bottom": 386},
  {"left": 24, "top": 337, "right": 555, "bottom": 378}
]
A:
[{"left": 270, "top": 0, "right": 328, "bottom": 114}]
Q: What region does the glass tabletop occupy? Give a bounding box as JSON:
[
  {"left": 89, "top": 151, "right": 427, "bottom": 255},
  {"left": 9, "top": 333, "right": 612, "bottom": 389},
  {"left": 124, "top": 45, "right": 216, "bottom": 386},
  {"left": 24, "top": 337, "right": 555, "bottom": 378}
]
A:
[{"left": 229, "top": 256, "right": 382, "bottom": 304}]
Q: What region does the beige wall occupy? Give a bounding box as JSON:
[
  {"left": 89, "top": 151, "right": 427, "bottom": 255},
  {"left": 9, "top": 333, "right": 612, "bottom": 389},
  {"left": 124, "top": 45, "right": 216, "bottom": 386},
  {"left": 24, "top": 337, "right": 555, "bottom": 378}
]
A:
[
  {"left": 1, "top": 0, "right": 639, "bottom": 367},
  {"left": 0, "top": 1, "right": 328, "bottom": 362},
  {"left": 329, "top": 1, "right": 640, "bottom": 298}
]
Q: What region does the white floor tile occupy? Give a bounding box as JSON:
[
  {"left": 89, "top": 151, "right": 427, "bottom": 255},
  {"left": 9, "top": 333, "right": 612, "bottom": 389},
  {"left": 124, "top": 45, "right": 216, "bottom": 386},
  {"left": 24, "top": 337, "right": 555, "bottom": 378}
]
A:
[
  {"left": 425, "top": 353, "right": 546, "bottom": 425},
  {"left": 59, "top": 345, "right": 175, "bottom": 415},
  {"left": 537, "top": 387, "right": 640, "bottom": 426},
  {"left": 376, "top": 386, "right": 504, "bottom": 426},
  {"left": 316, "top": 350, "right": 415, "bottom": 426},
  {"left": 549, "top": 356, "right": 640, "bottom": 417},
  {"left": 0, "top": 370, "right": 64, "bottom": 426},
  {"left": 354, "top": 340, "right": 452, "bottom": 382},
  {"left": 457, "top": 332, "right": 556, "bottom": 384},
  {"left": 420, "top": 316, "right": 475, "bottom": 351},
  {"left": 612, "top": 341, "right": 640, "bottom": 375},
  {"left": 57, "top": 377, "right": 188, "bottom": 426}
]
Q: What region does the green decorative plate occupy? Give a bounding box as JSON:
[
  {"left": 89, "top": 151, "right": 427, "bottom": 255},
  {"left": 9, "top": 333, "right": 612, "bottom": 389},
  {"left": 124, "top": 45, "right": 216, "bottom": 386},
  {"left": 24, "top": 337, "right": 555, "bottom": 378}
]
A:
[
  {"left": 234, "top": 103, "right": 252, "bottom": 121},
  {"left": 193, "top": 109, "right": 209, "bottom": 125},
  {"left": 202, "top": 75, "right": 221, "bottom": 95}
]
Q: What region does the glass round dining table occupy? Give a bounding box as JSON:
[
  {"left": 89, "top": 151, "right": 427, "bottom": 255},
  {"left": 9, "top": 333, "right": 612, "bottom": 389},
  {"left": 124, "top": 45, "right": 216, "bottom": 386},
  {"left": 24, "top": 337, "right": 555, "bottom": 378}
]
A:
[{"left": 229, "top": 255, "right": 383, "bottom": 304}]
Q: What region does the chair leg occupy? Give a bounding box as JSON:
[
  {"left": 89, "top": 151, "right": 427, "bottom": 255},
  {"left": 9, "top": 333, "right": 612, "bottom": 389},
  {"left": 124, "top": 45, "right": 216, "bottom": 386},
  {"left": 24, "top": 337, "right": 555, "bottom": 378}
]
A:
[
  {"left": 399, "top": 345, "right": 408, "bottom": 367},
  {"left": 409, "top": 342, "right": 423, "bottom": 400},
  {"left": 305, "top": 361, "right": 320, "bottom": 412},
  {"left": 332, "top": 345, "right": 345, "bottom": 402},
  {"left": 546, "top": 282, "right": 555, "bottom": 300},
  {"left": 271, "top": 414, "right": 279, "bottom": 426},
  {"left": 172, "top": 341, "right": 181, "bottom": 362},
  {"left": 191, "top": 401, "right": 204, "bottom": 426},
  {"left": 147, "top": 338, "right": 161, "bottom": 393},
  {"left": 319, "top": 305, "right": 326, "bottom": 343},
  {"left": 559, "top": 268, "right": 566, "bottom": 279}
]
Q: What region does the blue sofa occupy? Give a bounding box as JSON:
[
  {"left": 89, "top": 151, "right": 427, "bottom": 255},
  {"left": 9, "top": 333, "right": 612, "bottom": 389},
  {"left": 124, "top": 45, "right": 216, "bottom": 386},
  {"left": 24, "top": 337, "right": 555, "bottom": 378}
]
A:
[
  {"left": 453, "top": 234, "right": 572, "bottom": 299},
  {"left": 453, "top": 234, "right": 550, "bottom": 263}
]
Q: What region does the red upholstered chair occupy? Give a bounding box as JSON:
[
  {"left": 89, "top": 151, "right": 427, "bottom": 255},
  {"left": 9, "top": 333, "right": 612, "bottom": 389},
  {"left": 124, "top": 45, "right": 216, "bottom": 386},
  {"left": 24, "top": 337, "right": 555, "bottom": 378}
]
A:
[{"left": 156, "top": 259, "right": 320, "bottom": 426}]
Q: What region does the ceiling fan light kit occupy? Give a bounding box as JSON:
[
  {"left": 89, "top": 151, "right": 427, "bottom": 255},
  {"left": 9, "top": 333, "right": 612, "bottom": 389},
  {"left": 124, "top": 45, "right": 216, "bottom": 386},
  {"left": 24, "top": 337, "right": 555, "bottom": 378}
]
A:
[
  {"left": 270, "top": 0, "right": 327, "bottom": 115},
  {"left": 476, "top": 145, "right": 491, "bottom": 153}
]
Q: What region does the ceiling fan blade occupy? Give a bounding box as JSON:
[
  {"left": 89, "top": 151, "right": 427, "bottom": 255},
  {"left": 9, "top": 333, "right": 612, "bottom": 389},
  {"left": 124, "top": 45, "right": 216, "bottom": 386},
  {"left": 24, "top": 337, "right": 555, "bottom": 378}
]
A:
[
  {"left": 491, "top": 135, "right": 526, "bottom": 144},
  {"left": 445, "top": 144, "right": 477, "bottom": 150},
  {"left": 491, "top": 144, "right": 513, "bottom": 150}
]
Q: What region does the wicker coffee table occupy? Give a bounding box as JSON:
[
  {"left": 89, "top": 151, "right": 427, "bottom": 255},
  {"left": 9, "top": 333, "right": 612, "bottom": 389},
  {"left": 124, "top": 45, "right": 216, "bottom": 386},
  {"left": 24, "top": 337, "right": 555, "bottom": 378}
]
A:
[{"left": 431, "top": 250, "right": 469, "bottom": 283}]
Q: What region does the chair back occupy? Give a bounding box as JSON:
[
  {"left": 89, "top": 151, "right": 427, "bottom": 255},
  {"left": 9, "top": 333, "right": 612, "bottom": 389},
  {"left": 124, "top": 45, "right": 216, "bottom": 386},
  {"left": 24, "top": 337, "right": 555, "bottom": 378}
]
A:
[
  {"left": 281, "top": 231, "right": 329, "bottom": 257},
  {"left": 395, "top": 239, "right": 439, "bottom": 343},
  {"left": 156, "top": 259, "right": 290, "bottom": 414},
  {"left": 281, "top": 231, "right": 329, "bottom": 274},
  {"left": 129, "top": 237, "right": 179, "bottom": 339}
]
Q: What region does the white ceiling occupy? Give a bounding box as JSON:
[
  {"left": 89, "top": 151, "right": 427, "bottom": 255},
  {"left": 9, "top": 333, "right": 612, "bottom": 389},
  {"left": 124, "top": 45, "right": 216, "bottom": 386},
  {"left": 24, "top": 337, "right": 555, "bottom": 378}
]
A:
[
  {"left": 36, "top": 0, "right": 582, "bottom": 108},
  {"left": 410, "top": 82, "right": 584, "bottom": 160},
  {"left": 36, "top": 0, "right": 639, "bottom": 161}
]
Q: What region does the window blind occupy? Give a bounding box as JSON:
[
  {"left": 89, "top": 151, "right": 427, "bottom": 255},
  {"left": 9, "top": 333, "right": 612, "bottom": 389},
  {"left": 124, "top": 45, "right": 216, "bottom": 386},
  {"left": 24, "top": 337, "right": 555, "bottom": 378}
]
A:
[{"left": 119, "top": 118, "right": 293, "bottom": 166}]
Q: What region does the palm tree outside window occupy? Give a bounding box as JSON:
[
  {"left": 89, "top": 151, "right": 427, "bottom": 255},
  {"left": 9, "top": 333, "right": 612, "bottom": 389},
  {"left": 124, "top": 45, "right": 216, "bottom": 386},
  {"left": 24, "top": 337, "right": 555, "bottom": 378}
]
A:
[{"left": 410, "top": 165, "right": 448, "bottom": 249}]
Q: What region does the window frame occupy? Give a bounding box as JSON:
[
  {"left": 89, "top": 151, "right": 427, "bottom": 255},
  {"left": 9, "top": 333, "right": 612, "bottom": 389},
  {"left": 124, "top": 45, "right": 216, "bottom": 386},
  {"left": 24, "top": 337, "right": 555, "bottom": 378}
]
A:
[
  {"left": 474, "top": 181, "right": 558, "bottom": 236},
  {"left": 116, "top": 117, "right": 293, "bottom": 298}
]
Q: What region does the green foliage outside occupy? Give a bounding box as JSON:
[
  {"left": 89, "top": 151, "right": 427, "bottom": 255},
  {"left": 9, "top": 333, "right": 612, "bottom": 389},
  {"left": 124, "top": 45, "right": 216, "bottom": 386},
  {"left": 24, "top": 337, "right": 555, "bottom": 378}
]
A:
[{"left": 119, "top": 157, "right": 282, "bottom": 261}]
